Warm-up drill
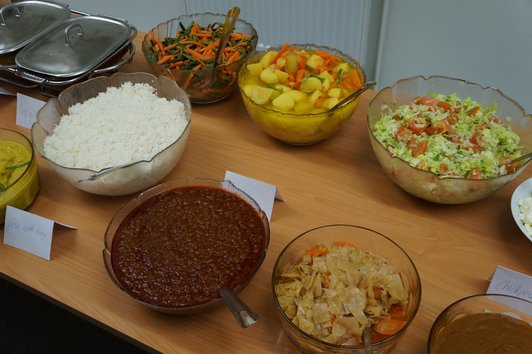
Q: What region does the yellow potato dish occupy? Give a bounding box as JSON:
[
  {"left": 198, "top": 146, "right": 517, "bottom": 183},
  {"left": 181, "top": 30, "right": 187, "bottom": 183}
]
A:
[{"left": 240, "top": 43, "right": 362, "bottom": 113}]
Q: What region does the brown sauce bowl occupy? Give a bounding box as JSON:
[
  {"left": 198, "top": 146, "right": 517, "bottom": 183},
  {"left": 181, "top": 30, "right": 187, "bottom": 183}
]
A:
[{"left": 103, "top": 178, "right": 270, "bottom": 314}]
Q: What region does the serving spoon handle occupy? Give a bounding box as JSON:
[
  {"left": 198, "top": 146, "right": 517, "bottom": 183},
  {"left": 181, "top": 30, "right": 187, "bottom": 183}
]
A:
[
  {"left": 509, "top": 151, "right": 532, "bottom": 165},
  {"left": 332, "top": 80, "right": 376, "bottom": 111},
  {"left": 220, "top": 287, "right": 259, "bottom": 328}
]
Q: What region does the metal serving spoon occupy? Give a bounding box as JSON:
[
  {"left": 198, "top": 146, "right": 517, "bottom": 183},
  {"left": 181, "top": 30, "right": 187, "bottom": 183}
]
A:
[
  {"left": 332, "top": 80, "right": 377, "bottom": 111},
  {"left": 363, "top": 325, "right": 374, "bottom": 354},
  {"left": 220, "top": 286, "right": 259, "bottom": 328},
  {"left": 195, "top": 7, "right": 240, "bottom": 91},
  {"left": 509, "top": 151, "right": 532, "bottom": 165}
]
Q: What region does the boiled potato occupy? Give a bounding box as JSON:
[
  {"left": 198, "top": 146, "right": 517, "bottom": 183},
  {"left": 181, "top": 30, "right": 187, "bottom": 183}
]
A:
[{"left": 272, "top": 93, "right": 295, "bottom": 111}]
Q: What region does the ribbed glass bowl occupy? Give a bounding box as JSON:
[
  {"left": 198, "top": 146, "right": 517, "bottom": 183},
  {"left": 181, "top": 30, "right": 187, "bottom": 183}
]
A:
[
  {"left": 103, "top": 178, "right": 270, "bottom": 314},
  {"left": 142, "top": 12, "right": 258, "bottom": 104},
  {"left": 272, "top": 224, "right": 421, "bottom": 353},
  {"left": 238, "top": 44, "right": 367, "bottom": 145},
  {"left": 367, "top": 75, "right": 532, "bottom": 204},
  {"left": 31, "top": 72, "right": 191, "bottom": 196}
]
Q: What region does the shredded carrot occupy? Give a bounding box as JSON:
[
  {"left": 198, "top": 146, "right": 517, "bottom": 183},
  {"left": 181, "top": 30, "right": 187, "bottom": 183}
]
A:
[
  {"left": 163, "top": 43, "right": 177, "bottom": 51},
  {"left": 350, "top": 69, "right": 362, "bottom": 89},
  {"left": 156, "top": 38, "right": 165, "bottom": 56},
  {"left": 271, "top": 43, "right": 289, "bottom": 65},
  {"left": 295, "top": 69, "right": 306, "bottom": 88},
  {"left": 332, "top": 240, "right": 357, "bottom": 249},
  {"left": 182, "top": 73, "right": 194, "bottom": 89},
  {"left": 158, "top": 55, "right": 176, "bottom": 65},
  {"left": 225, "top": 51, "right": 241, "bottom": 65},
  {"left": 146, "top": 17, "right": 256, "bottom": 100},
  {"left": 305, "top": 245, "right": 328, "bottom": 257},
  {"left": 313, "top": 96, "right": 324, "bottom": 107},
  {"left": 169, "top": 61, "right": 183, "bottom": 69}
]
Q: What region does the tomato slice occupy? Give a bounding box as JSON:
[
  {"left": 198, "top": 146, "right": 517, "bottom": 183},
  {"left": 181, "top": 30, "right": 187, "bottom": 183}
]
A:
[
  {"left": 467, "top": 167, "right": 483, "bottom": 179},
  {"left": 467, "top": 106, "right": 480, "bottom": 116},
  {"left": 410, "top": 140, "right": 428, "bottom": 157},
  {"left": 413, "top": 96, "right": 452, "bottom": 111},
  {"left": 426, "top": 118, "right": 450, "bottom": 135},
  {"left": 373, "top": 319, "right": 406, "bottom": 336},
  {"left": 437, "top": 101, "right": 452, "bottom": 111},
  {"left": 408, "top": 119, "right": 428, "bottom": 134},
  {"left": 389, "top": 304, "right": 406, "bottom": 320}
]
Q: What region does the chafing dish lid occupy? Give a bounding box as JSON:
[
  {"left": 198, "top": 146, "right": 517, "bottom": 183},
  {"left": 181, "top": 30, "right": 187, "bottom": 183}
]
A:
[
  {"left": 0, "top": 0, "right": 70, "bottom": 55},
  {"left": 15, "top": 15, "right": 133, "bottom": 77}
]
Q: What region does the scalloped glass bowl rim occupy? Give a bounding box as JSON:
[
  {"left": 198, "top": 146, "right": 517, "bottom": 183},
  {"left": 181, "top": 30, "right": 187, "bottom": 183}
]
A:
[
  {"left": 367, "top": 74, "right": 532, "bottom": 182},
  {"left": 31, "top": 73, "right": 191, "bottom": 175},
  {"left": 142, "top": 12, "right": 259, "bottom": 75}
]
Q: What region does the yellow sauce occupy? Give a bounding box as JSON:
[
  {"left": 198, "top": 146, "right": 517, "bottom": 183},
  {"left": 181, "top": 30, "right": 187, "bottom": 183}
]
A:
[
  {"left": 0, "top": 136, "right": 40, "bottom": 223},
  {"left": 0, "top": 140, "right": 31, "bottom": 189}
]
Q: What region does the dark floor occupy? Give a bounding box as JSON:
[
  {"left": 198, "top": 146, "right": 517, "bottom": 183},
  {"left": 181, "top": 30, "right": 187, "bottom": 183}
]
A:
[{"left": 0, "top": 277, "right": 151, "bottom": 354}]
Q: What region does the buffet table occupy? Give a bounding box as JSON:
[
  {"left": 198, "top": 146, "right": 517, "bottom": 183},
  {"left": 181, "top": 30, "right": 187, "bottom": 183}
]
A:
[{"left": 1, "top": 34, "right": 531, "bottom": 354}]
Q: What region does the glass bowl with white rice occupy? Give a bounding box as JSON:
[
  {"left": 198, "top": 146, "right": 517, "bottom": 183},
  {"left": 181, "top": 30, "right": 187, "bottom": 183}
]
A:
[
  {"left": 31, "top": 72, "right": 191, "bottom": 196},
  {"left": 367, "top": 75, "right": 532, "bottom": 204}
]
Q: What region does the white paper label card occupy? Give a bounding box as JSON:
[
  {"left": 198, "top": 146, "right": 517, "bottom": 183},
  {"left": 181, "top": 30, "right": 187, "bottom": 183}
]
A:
[
  {"left": 224, "top": 171, "right": 282, "bottom": 221},
  {"left": 16, "top": 93, "right": 45, "bottom": 129},
  {"left": 487, "top": 265, "right": 532, "bottom": 315},
  {"left": 3, "top": 206, "right": 54, "bottom": 260}
]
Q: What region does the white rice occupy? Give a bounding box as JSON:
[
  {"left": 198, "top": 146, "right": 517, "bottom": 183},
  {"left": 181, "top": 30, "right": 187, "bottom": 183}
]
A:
[{"left": 43, "top": 82, "right": 188, "bottom": 171}]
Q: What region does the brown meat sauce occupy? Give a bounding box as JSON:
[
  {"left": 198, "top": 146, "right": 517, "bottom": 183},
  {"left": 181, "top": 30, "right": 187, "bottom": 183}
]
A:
[
  {"left": 111, "top": 186, "right": 267, "bottom": 307},
  {"left": 431, "top": 312, "right": 532, "bottom": 354}
]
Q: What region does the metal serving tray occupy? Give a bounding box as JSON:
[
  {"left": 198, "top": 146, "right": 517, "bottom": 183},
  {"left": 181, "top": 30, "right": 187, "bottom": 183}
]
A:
[{"left": 0, "top": 0, "right": 70, "bottom": 55}]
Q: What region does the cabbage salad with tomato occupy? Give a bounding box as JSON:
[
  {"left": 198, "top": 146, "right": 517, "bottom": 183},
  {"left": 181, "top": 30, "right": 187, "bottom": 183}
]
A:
[{"left": 372, "top": 93, "right": 523, "bottom": 179}]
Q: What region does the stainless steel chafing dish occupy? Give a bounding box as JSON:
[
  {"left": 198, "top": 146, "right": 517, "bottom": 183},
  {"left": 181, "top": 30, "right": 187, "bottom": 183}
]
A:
[{"left": 0, "top": 0, "right": 137, "bottom": 96}]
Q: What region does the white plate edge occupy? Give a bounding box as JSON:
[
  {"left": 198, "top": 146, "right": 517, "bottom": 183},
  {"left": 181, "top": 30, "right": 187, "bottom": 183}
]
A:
[{"left": 510, "top": 177, "right": 532, "bottom": 242}]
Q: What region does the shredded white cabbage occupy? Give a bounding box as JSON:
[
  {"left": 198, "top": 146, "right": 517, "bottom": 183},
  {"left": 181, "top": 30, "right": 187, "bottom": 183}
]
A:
[
  {"left": 275, "top": 242, "right": 408, "bottom": 345},
  {"left": 372, "top": 93, "right": 523, "bottom": 179}
]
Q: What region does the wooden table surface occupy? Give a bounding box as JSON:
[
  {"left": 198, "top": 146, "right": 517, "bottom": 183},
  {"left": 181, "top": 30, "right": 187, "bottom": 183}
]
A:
[{"left": 1, "top": 35, "right": 531, "bottom": 354}]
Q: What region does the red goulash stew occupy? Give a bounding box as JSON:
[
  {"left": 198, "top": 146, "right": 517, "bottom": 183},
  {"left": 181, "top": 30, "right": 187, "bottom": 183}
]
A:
[{"left": 110, "top": 185, "right": 267, "bottom": 307}]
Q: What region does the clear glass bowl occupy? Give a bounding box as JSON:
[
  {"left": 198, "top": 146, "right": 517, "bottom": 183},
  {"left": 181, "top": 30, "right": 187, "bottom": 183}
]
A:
[
  {"left": 238, "top": 44, "right": 367, "bottom": 145},
  {"left": 103, "top": 178, "right": 270, "bottom": 315},
  {"left": 272, "top": 224, "right": 421, "bottom": 353},
  {"left": 367, "top": 75, "right": 532, "bottom": 204},
  {"left": 142, "top": 13, "right": 258, "bottom": 104},
  {"left": 31, "top": 72, "right": 191, "bottom": 196},
  {"left": 428, "top": 294, "right": 532, "bottom": 353},
  {"left": 0, "top": 129, "right": 40, "bottom": 223}
]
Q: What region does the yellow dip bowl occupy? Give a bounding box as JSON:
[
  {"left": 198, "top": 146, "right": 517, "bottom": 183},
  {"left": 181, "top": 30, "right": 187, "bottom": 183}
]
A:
[{"left": 0, "top": 129, "right": 40, "bottom": 223}]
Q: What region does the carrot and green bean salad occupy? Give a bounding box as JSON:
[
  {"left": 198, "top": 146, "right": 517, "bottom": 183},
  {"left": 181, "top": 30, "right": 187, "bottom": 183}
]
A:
[{"left": 146, "top": 21, "right": 255, "bottom": 93}]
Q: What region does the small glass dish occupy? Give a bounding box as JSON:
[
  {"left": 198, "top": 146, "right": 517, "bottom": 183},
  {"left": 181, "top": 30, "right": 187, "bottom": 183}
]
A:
[
  {"left": 0, "top": 128, "right": 40, "bottom": 223},
  {"left": 272, "top": 224, "right": 421, "bottom": 353},
  {"left": 367, "top": 75, "right": 532, "bottom": 204},
  {"left": 142, "top": 12, "right": 258, "bottom": 104},
  {"left": 428, "top": 294, "right": 532, "bottom": 353}
]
